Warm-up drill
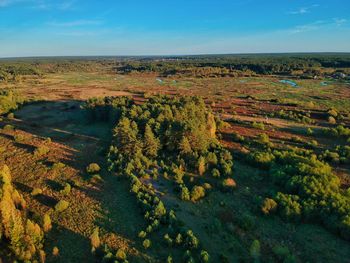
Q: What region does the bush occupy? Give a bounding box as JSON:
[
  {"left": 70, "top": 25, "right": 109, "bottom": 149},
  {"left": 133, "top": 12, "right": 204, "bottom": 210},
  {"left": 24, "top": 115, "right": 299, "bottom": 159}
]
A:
[
  {"left": 221, "top": 178, "right": 236, "bottom": 191},
  {"left": 200, "top": 250, "right": 210, "bottom": 262},
  {"left": 55, "top": 200, "right": 70, "bottom": 213},
  {"left": 90, "top": 227, "right": 101, "bottom": 250},
  {"left": 180, "top": 185, "right": 191, "bottom": 201},
  {"left": 143, "top": 239, "right": 151, "bottom": 249},
  {"left": 252, "top": 121, "right": 265, "bottom": 130},
  {"left": 261, "top": 198, "right": 277, "bottom": 215},
  {"left": 328, "top": 116, "right": 336, "bottom": 124},
  {"left": 116, "top": 249, "right": 127, "bottom": 260},
  {"left": 190, "top": 186, "right": 206, "bottom": 202},
  {"left": 60, "top": 183, "right": 72, "bottom": 195},
  {"left": 250, "top": 240, "right": 261, "bottom": 262},
  {"left": 31, "top": 188, "right": 43, "bottom": 196},
  {"left": 3, "top": 124, "right": 14, "bottom": 131},
  {"left": 34, "top": 145, "right": 50, "bottom": 157},
  {"left": 86, "top": 163, "right": 101, "bottom": 174},
  {"left": 211, "top": 168, "right": 220, "bottom": 178}
]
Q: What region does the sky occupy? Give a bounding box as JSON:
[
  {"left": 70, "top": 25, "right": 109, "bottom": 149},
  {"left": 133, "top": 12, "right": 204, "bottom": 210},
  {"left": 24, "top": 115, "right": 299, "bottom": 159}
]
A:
[{"left": 0, "top": 0, "right": 350, "bottom": 57}]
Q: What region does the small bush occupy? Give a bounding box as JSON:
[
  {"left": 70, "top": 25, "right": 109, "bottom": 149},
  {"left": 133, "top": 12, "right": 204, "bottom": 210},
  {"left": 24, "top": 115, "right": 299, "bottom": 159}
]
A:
[
  {"left": 52, "top": 247, "right": 59, "bottom": 256},
  {"left": 3, "top": 124, "right": 14, "bottom": 131},
  {"left": 261, "top": 198, "right": 277, "bottom": 215},
  {"left": 60, "top": 183, "right": 71, "bottom": 195},
  {"left": 34, "top": 145, "right": 50, "bottom": 157},
  {"left": 190, "top": 185, "right": 206, "bottom": 202},
  {"left": 143, "top": 239, "right": 151, "bottom": 249},
  {"left": 116, "top": 249, "right": 127, "bottom": 260},
  {"left": 31, "top": 188, "right": 43, "bottom": 196},
  {"left": 328, "top": 116, "right": 336, "bottom": 124},
  {"left": 221, "top": 178, "right": 236, "bottom": 191},
  {"left": 252, "top": 122, "right": 265, "bottom": 130},
  {"left": 55, "top": 200, "right": 70, "bottom": 213},
  {"left": 86, "top": 163, "right": 101, "bottom": 174}
]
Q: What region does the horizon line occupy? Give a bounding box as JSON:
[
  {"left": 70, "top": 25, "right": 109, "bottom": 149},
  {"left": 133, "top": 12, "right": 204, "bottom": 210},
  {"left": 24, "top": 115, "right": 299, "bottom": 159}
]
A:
[{"left": 1, "top": 51, "right": 350, "bottom": 60}]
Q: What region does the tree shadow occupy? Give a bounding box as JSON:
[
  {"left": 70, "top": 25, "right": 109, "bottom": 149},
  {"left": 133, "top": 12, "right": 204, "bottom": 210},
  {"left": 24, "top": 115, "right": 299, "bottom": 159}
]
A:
[{"left": 34, "top": 194, "right": 58, "bottom": 208}]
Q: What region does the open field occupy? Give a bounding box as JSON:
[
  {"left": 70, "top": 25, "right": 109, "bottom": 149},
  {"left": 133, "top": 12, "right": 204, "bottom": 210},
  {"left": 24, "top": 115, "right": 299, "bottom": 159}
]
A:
[{"left": 0, "top": 56, "right": 350, "bottom": 262}]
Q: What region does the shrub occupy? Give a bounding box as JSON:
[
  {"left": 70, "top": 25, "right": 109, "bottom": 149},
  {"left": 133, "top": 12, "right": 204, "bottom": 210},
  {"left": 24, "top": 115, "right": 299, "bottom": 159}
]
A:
[
  {"left": 55, "top": 200, "right": 70, "bottom": 213},
  {"left": 7, "top": 112, "right": 14, "bottom": 119},
  {"left": 116, "top": 249, "right": 127, "bottom": 260},
  {"left": 43, "top": 213, "right": 52, "bottom": 232},
  {"left": 3, "top": 124, "right": 14, "bottom": 131},
  {"left": 185, "top": 230, "right": 199, "bottom": 249},
  {"left": 14, "top": 133, "right": 25, "bottom": 143},
  {"left": 261, "top": 198, "right": 277, "bottom": 215},
  {"left": 221, "top": 178, "right": 236, "bottom": 191},
  {"left": 34, "top": 145, "right": 50, "bottom": 157},
  {"left": 211, "top": 168, "right": 220, "bottom": 178},
  {"left": 138, "top": 230, "right": 147, "bottom": 238},
  {"left": 328, "top": 116, "right": 336, "bottom": 124},
  {"left": 60, "top": 183, "right": 72, "bottom": 195},
  {"left": 90, "top": 227, "right": 101, "bottom": 250},
  {"left": 252, "top": 121, "right": 265, "bottom": 130},
  {"left": 52, "top": 247, "right": 59, "bottom": 256},
  {"left": 180, "top": 185, "right": 191, "bottom": 201},
  {"left": 250, "top": 240, "right": 261, "bottom": 262},
  {"left": 200, "top": 250, "right": 210, "bottom": 262},
  {"left": 31, "top": 188, "right": 43, "bottom": 196},
  {"left": 143, "top": 239, "right": 151, "bottom": 249},
  {"left": 190, "top": 186, "right": 206, "bottom": 202},
  {"left": 86, "top": 163, "right": 101, "bottom": 174}
]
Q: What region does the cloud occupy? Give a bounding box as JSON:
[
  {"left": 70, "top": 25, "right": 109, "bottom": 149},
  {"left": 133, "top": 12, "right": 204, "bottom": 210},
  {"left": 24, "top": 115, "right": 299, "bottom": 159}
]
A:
[
  {"left": 47, "top": 19, "right": 103, "bottom": 27},
  {"left": 0, "top": 0, "right": 25, "bottom": 7},
  {"left": 333, "top": 18, "right": 347, "bottom": 27},
  {"left": 288, "top": 4, "right": 319, "bottom": 15},
  {"left": 286, "top": 18, "right": 348, "bottom": 34}
]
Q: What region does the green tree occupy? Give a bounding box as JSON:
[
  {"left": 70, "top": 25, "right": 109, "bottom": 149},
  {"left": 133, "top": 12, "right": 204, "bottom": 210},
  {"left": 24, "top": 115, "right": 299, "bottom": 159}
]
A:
[{"left": 144, "top": 124, "right": 160, "bottom": 158}]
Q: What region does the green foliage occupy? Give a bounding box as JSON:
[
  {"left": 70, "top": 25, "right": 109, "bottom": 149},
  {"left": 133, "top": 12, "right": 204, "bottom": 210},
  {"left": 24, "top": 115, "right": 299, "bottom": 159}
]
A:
[
  {"left": 86, "top": 163, "right": 101, "bottom": 174},
  {"left": 55, "top": 200, "right": 70, "bottom": 213},
  {"left": 60, "top": 183, "right": 72, "bottom": 195},
  {"left": 190, "top": 185, "right": 206, "bottom": 202},
  {"left": 250, "top": 240, "right": 261, "bottom": 262},
  {"left": 252, "top": 121, "right": 265, "bottom": 130},
  {"left": 34, "top": 145, "right": 50, "bottom": 157},
  {"left": 143, "top": 239, "right": 151, "bottom": 249}
]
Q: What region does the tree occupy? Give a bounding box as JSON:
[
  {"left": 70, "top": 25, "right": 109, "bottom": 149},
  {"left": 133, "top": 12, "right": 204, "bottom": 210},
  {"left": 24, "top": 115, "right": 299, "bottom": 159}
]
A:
[
  {"left": 261, "top": 198, "right": 277, "bottom": 215},
  {"left": 198, "top": 157, "right": 206, "bottom": 176},
  {"left": 90, "top": 227, "right": 101, "bottom": 250},
  {"left": 179, "top": 136, "right": 192, "bottom": 155},
  {"left": 144, "top": 124, "right": 160, "bottom": 158},
  {"left": 190, "top": 186, "right": 206, "bottom": 202},
  {"left": 250, "top": 240, "right": 261, "bottom": 263},
  {"left": 43, "top": 213, "right": 52, "bottom": 232}
]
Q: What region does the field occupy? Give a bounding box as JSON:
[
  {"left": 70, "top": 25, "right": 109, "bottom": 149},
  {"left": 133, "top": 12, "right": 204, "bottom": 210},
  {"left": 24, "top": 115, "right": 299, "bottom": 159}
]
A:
[{"left": 0, "top": 55, "right": 350, "bottom": 262}]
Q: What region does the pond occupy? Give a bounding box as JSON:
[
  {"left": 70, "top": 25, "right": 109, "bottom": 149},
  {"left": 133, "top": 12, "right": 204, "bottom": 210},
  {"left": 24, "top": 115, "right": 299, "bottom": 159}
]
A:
[{"left": 279, "top": 79, "right": 298, "bottom": 87}]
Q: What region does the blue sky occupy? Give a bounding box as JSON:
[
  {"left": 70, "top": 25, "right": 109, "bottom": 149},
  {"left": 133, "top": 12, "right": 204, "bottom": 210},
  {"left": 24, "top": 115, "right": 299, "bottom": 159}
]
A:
[{"left": 0, "top": 0, "right": 350, "bottom": 57}]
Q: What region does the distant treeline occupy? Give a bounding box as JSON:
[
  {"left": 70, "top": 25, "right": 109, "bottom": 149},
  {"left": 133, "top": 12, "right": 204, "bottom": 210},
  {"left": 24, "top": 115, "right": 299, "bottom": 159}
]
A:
[
  {"left": 115, "top": 53, "right": 350, "bottom": 78},
  {"left": 1, "top": 53, "right": 350, "bottom": 80}
]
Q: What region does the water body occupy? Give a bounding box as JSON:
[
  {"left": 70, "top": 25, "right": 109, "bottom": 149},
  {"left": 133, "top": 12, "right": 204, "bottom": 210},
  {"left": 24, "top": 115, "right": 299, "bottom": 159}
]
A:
[{"left": 279, "top": 79, "right": 298, "bottom": 87}]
